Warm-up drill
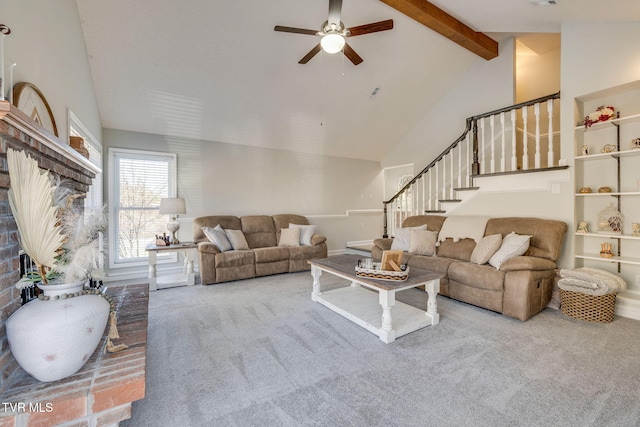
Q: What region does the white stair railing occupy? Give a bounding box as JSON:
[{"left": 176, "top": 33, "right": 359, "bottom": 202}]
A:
[{"left": 383, "top": 92, "right": 560, "bottom": 238}]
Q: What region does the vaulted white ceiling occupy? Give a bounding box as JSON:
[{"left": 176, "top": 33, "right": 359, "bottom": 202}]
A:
[{"left": 76, "top": 0, "right": 640, "bottom": 162}]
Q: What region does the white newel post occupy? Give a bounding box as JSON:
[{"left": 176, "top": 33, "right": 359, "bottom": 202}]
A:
[{"left": 466, "top": 133, "right": 471, "bottom": 186}]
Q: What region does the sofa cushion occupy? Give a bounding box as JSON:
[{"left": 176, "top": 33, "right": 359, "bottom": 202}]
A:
[
  {"left": 215, "top": 250, "right": 254, "bottom": 268},
  {"left": 241, "top": 215, "right": 277, "bottom": 248},
  {"left": 202, "top": 225, "right": 232, "bottom": 252},
  {"left": 391, "top": 225, "right": 427, "bottom": 251},
  {"left": 226, "top": 229, "right": 250, "bottom": 250},
  {"left": 436, "top": 238, "right": 476, "bottom": 262},
  {"left": 272, "top": 214, "right": 309, "bottom": 230},
  {"left": 409, "top": 229, "right": 438, "bottom": 256},
  {"left": 193, "top": 215, "right": 241, "bottom": 244},
  {"left": 448, "top": 262, "right": 505, "bottom": 292},
  {"left": 278, "top": 227, "right": 301, "bottom": 247},
  {"left": 470, "top": 234, "right": 502, "bottom": 265},
  {"left": 485, "top": 217, "right": 567, "bottom": 262},
  {"left": 402, "top": 215, "right": 447, "bottom": 232},
  {"left": 289, "top": 244, "right": 326, "bottom": 261},
  {"left": 254, "top": 247, "right": 289, "bottom": 263},
  {"left": 407, "top": 255, "right": 457, "bottom": 278},
  {"left": 489, "top": 232, "right": 531, "bottom": 269}
]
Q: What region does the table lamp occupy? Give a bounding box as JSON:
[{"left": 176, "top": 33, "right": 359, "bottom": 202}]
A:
[{"left": 159, "top": 197, "right": 186, "bottom": 244}]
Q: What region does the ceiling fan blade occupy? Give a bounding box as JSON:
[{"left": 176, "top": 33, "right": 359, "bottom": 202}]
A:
[
  {"left": 274, "top": 25, "right": 318, "bottom": 36},
  {"left": 343, "top": 43, "right": 363, "bottom": 66},
  {"left": 328, "top": 0, "right": 343, "bottom": 27},
  {"left": 299, "top": 44, "right": 322, "bottom": 64},
  {"left": 347, "top": 19, "right": 394, "bottom": 37}
]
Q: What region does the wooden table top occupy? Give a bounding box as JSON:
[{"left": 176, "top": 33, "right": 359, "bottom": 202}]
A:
[{"left": 309, "top": 254, "right": 440, "bottom": 291}]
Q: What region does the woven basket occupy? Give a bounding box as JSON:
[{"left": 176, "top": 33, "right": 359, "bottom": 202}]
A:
[{"left": 559, "top": 289, "right": 616, "bottom": 323}]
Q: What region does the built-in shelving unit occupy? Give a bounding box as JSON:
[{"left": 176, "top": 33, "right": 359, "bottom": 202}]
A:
[{"left": 574, "top": 82, "right": 640, "bottom": 283}]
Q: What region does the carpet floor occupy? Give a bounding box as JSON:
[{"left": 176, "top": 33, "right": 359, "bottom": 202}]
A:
[{"left": 121, "top": 271, "right": 640, "bottom": 427}]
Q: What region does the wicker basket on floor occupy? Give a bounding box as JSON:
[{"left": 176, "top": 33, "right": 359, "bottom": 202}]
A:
[{"left": 559, "top": 289, "right": 617, "bottom": 323}]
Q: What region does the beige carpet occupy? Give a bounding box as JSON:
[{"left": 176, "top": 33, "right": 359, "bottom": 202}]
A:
[{"left": 122, "top": 271, "right": 640, "bottom": 427}]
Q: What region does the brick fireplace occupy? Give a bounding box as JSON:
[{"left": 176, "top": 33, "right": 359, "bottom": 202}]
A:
[{"left": 0, "top": 100, "right": 148, "bottom": 426}]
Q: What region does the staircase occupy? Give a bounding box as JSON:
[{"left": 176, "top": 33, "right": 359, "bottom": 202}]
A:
[{"left": 383, "top": 92, "right": 565, "bottom": 237}]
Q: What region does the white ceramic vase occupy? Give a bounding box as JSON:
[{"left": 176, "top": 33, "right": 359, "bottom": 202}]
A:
[{"left": 6, "top": 281, "right": 110, "bottom": 382}]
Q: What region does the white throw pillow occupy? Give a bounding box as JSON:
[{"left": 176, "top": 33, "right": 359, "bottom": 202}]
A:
[
  {"left": 488, "top": 232, "right": 531, "bottom": 269},
  {"left": 225, "top": 229, "right": 250, "bottom": 250},
  {"left": 409, "top": 229, "right": 438, "bottom": 256},
  {"left": 202, "top": 225, "right": 232, "bottom": 252},
  {"left": 289, "top": 223, "right": 316, "bottom": 246},
  {"left": 278, "top": 227, "right": 301, "bottom": 247},
  {"left": 391, "top": 225, "right": 427, "bottom": 252},
  {"left": 470, "top": 234, "right": 503, "bottom": 265}
]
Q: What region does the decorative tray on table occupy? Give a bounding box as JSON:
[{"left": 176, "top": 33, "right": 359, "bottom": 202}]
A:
[{"left": 355, "top": 262, "right": 409, "bottom": 281}]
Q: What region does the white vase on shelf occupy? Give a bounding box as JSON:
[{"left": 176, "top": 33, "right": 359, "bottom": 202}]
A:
[{"left": 6, "top": 281, "right": 110, "bottom": 382}]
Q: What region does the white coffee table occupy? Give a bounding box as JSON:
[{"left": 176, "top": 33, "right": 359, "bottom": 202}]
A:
[{"left": 308, "top": 254, "right": 440, "bottom": 343}]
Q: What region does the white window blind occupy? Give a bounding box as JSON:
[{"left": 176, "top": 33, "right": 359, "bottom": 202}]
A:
[{"left": 109, "top": 148, "right": 177, "bottom": 267}]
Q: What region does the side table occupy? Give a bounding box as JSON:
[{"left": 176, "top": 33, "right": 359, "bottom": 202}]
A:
[{"left": 145, "top": 242, "right": 198, "bottom": 291}]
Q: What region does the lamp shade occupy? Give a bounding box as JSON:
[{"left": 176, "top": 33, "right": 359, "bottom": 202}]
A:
[
  {"left": 320, "top": 33, "right": 345, "bottom": 54},
  {"left": 159, "top": 198, "right": 186, "bottom": 215}
]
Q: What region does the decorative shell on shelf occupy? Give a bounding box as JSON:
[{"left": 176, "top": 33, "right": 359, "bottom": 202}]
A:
[
  {"left": 598, "top": 186, "right": 612, "bottom": 193},
  {"left": 579, "top": 187, "right": 592, "bottom": 193}
]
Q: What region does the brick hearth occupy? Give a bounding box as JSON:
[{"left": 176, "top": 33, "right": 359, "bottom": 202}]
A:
[{"left": 0, "top": 283, "right": 148, "bottom": 427}]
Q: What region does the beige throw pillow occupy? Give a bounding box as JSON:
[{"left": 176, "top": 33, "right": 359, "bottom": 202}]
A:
[
  {"left": 391, "top": 224, "right": 427, "bottom": 252},
  {"left": 470, "top": 234, "right": 502, "bottom": 265},
  {"left": 278, "top": 227, "right": 301, "bottom": 247},
  {"left": 409, "top": 229, "right": 438, "bottom": 256},
  {"left": 488, "top": 232, "right": 531, "bottom": 269},
  {"left": 225, "top": 229, "right": 250, "bottom": 250},
  {"left": 202, "top": 225, "right": 232, "bottom": 252},
  {"left": 289, "top": 223, "right": 316, "bottom": 246}
]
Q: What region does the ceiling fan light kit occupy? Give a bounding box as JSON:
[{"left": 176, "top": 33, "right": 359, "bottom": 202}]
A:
[
  {"left": 320, "top": 33, "right": 345, "bottom": 54},
  {"left": 274, "top": 0, "right": 393, "bottom": 65}
]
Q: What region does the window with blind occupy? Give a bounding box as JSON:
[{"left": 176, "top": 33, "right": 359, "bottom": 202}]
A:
[{"left": 109, "top": 148, "right": 177, "bottom": 267}]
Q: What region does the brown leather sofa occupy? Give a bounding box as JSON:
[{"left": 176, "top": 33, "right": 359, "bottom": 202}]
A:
[
  {"left": 372, "top": 215, "right": 567, "bottom": 321},
  {"left": 194, "top": 214, "right": 327, "bottom": 284}
]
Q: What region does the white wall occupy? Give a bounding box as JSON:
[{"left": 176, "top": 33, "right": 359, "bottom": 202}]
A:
[
  {"left": 1, "top": 0, "right": 101, "bottom": 144},
  {"left": 516, "top": 41, "right": 560, "bottom": 102},
  {"left": 382, "top": 38, "right": 516, "bottom": 172},
  {"left": 102, "top": 128, "right": 384, "bottom": 261}
]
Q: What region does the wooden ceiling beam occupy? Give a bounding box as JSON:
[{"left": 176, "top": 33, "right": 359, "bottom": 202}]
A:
[{"left": 380, "top": 0, "right": 498, "bottom": 60}]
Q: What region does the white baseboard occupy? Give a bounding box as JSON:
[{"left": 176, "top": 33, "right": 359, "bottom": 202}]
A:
[{"left": 616, "top": 291, "right": 640, "bottom": 321}]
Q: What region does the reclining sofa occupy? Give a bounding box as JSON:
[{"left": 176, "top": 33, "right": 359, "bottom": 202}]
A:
[
  {"left": 372, "top": 215, "right": 567, "bottom": 321},
  {"left": 194, "top": 214, "right": 327, "bottom": 284}
]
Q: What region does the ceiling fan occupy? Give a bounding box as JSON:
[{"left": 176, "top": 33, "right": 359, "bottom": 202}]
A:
[{"left": 274, "top": 0, "right": 393, "bottom": 65}]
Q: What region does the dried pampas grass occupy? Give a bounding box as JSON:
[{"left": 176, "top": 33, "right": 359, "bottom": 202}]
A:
[
  {"left": 7, "top": 148, "right": 105, "bottom": 285},
  {"left": 7, "top": 149, "right": 65, "bottom": 283}
]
